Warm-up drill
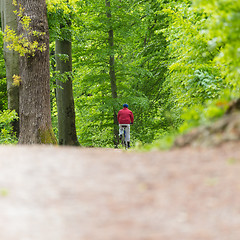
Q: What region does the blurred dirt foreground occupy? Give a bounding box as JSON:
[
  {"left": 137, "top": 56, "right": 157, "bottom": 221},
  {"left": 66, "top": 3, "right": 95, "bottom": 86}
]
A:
[{"left": 1, "top": 143, "right": 240, "bottom": 240}]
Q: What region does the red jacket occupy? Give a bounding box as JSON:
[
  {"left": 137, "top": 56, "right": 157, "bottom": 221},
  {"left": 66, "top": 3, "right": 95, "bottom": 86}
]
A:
[{"left": 117, "top": 108, "right": 134, "bottom": 124}]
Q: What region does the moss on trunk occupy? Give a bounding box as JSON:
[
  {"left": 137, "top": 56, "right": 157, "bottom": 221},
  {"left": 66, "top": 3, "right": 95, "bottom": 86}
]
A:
[{"left": 39, "top": 127, "right": 58, "bottom": 145}]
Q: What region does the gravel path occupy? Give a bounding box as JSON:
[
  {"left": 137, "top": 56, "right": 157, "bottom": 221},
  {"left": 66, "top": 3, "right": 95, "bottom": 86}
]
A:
[{"left": 0, "top": 143, "right": 240, "bottom": 240}]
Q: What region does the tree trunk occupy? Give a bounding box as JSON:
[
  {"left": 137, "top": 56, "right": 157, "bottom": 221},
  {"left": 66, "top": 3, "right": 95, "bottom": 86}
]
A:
[
  {"left": 55, "top": 37, "right": 79, "bottom": 146},
  {"left": 17, "top": 0, "right": 57, "bottom": 144},
  {"left": 106, "top": 0, "right": 119, "bottom": 148},
  {"left": 1, "top": 0, "right": 19, "bottom": 135}
]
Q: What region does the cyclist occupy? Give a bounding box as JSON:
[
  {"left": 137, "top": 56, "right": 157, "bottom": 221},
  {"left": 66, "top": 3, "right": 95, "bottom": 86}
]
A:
[{"left": 117, "top": 103, "right": 134, "bottom": 148}]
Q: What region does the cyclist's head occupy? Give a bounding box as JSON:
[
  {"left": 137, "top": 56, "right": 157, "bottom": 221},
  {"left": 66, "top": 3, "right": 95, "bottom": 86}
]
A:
[{"left": 123, "top": 103, "right": 128, "bottom": 108}]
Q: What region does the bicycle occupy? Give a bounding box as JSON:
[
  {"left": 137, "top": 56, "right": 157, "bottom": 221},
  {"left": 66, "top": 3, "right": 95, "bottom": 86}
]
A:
[{"left": 120, "top": 125, "right": 128, "bottom": 149}]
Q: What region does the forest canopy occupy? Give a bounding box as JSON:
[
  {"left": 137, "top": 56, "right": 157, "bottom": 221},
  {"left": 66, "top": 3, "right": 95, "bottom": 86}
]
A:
[{"left": 0, "top": 0, "right": 239, "bottom": 147}]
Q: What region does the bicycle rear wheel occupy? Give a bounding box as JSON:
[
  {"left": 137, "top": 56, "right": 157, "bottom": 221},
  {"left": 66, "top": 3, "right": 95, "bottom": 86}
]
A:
[{"left": 121, "top": 129, "right": 127, "bottom": 149}]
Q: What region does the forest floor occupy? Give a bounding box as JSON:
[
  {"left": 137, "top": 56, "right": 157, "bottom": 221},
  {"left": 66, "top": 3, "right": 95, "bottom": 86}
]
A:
[{"left": 0, "top": 142, "right": 240, "bottom": 240}]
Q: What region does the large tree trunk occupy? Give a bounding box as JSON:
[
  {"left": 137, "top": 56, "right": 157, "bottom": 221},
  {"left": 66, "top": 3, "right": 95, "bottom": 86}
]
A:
[
  {"left": 55, "top": 37, "right": 79, "bottom": 146},
  {"left": 1, "top": 0, "right": 19, "bottom": 135},
  {"left": 106, "top": 0, "right": 119, "bottom": 148},
  {"left": 17, "top": 0, "right": 57, "bottom": 144}
]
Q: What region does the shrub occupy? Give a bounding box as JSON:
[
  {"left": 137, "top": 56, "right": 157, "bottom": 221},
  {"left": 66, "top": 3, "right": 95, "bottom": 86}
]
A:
[{"left": 0, "top": 110, "right": 18, "bottom": 144}]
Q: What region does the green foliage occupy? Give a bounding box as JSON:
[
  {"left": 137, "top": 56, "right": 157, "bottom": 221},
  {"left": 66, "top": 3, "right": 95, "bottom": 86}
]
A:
[
  {"left": 147, "top": 0, "right": 238, "bottom": 144},
  {"left": 0, "top": 32, "right": 7, "bottom": 111},
  {"left": 193, "top": 0, "right": 240, "bottom": 94},
  {"left": 0, "top": 110, "right": 18, "bottom": 144},
  {"left": 0, "top": 77, "right": 7, "bottom": 111},
  {"left": 50, "top": 87, "right": 59, "bottom": 139},
  {"left": 47, "top": 0, "right": 239, "bottom": 149},
  {"left": 131, "top": 0, "right": 240, "bottom": 150},
  {"left": 4, "top": 2, "right": 46, "bottom": 56},
  {"left": 12, "top": 74, "right": 21, "bottom": 86},
  {"left": 135, "top": 134, "right": 176, "bottom": 151},
  {"left": 162, "top": 2, "right": 225, "bottom": 108},
  {"left": 4, "top": 26, "right": 46, "bottom": 56},
  {"left": 70, "top": 0, "right": 171, "bottom": 147},
  {"left": 179, "top": 97, "right": 229, "bottom": 133}
]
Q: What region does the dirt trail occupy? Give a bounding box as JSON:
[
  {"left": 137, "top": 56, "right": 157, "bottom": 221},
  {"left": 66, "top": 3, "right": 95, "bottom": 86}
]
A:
[{"left": 0, "top": 143, "right": 240, "bottom": 240}]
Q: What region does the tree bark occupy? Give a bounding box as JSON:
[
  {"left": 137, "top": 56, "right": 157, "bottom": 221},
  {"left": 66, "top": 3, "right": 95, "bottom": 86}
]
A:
[
  {"left": 106, "top": 0, "right": 119, "bottom": 148},
  {"left": 17, "top": 0, "right": 57, "bottom": 144},
  {"left": 1, "top": 0, "right": 19, "bottom": 135},
  {"left": 55, "top": 37, "right": 79, "bottom": 146}
]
